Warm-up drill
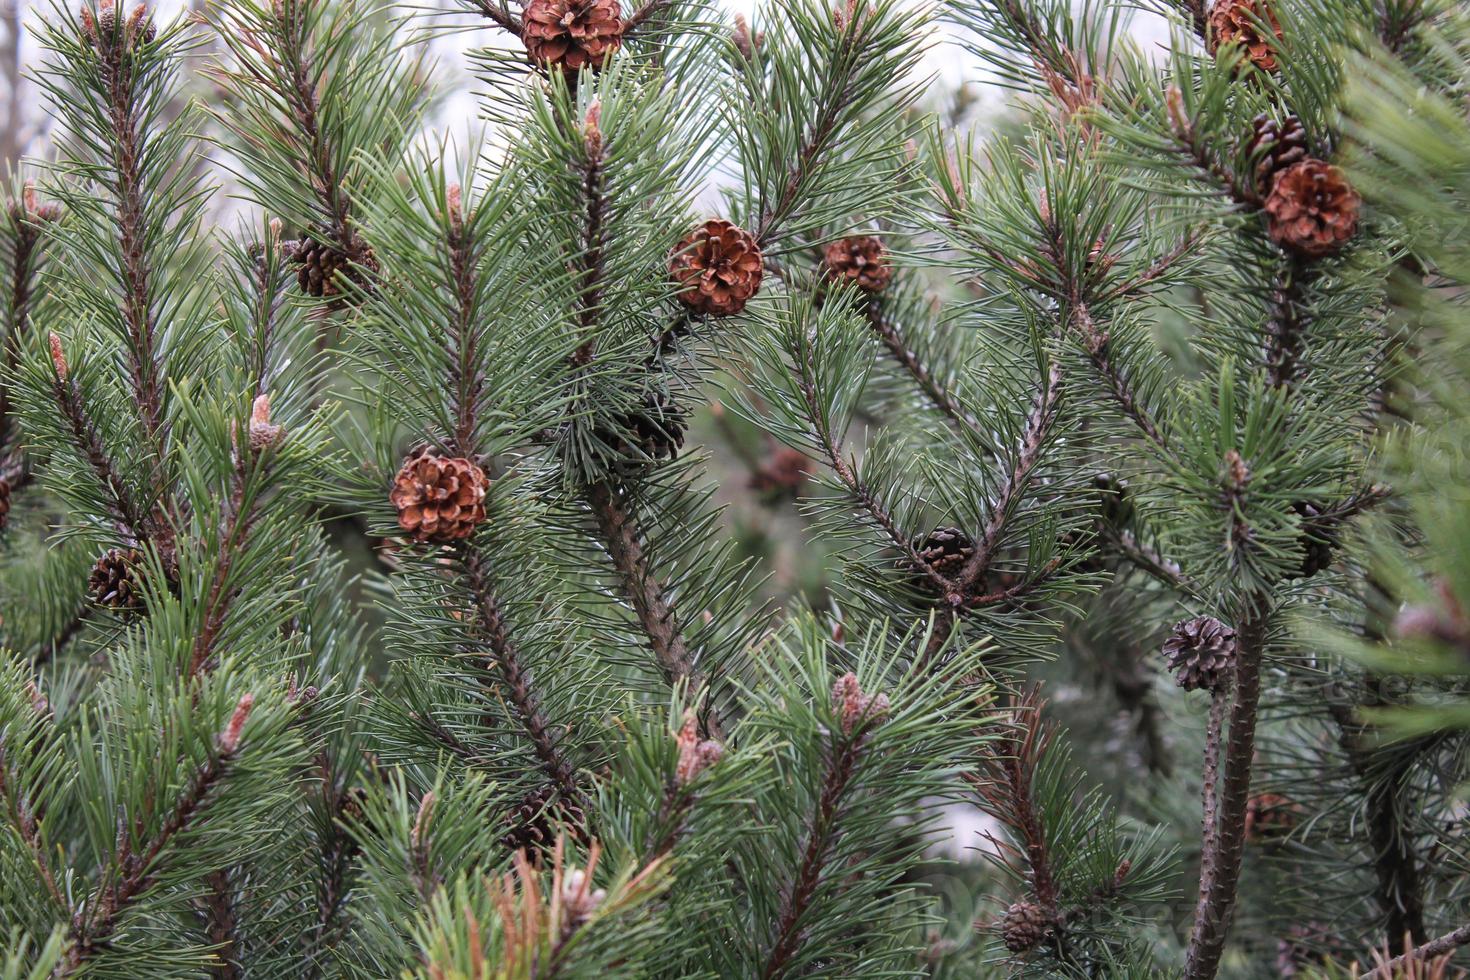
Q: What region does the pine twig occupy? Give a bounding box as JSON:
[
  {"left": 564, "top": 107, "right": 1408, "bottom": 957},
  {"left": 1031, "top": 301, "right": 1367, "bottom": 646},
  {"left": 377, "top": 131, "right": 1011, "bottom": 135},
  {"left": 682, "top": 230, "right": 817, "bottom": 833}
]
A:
[
  {"left": 861, "top": 295, "right": 987, "bottom": 446},
  {"left": 758, "top": 721, "right": 869, "bottom": 979},
  {"left": 585, "top": 481, "right": 714, "bottom": 723},
  {"left": 1359, "top": 924, "right": 1470, "bottom": 980},
  {"left": 461, "top": 546, "right": 587, "bottom": 808},
  {"left": 1183, "top": 600, "right": 1270, "bottom": 980},
  {"left": 65, "top": 694, "right": 256, "bottom": 974},
  {"left": 201, "top": 869, "right": 242, "bottom": 979}
]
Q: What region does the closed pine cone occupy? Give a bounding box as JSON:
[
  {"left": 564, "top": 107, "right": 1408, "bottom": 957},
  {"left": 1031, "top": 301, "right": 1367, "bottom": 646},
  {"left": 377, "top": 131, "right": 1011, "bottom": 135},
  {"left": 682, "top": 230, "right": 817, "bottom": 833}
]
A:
[
  {"left": 499, "top": 786, "right": 585, "bottom": 853},
  {"left": 82, "top": 2, "right": 156, "bottom": 53},
  {"left": 823, "top": 235, "right": 892, "bottom": 293},
  {"left": 913, "top": 526, "right": 974, "bottom": 580},
  {"left": 1208, "top": 0, "right": 1283, "bottom": 72},
  {"left": 89, "top": 547, "right": 147, "bottom": 611},
  {"left": 1264, "top": 159, "right": 1360, "bottom": 259},
  {"left": 596, "top": 391, "right": 687, "bottom": 466},
  {"left": 522, "top": 0, "right": 623, "bottom": 72},
  {"left": 669, "top": 219, "right": 764, "bottom": 316},
  {"left": 290, "top": 236, "right": 379, "bottom": 298},
  {"left": 390, "top": 448, "right": 489, "bottom": 543},
  {"left": 1162, "top": 615, "right": 1237, "bottom": 692},
  {"left": 749, "top": 446, "right": 810, "bottom": 502},
  {"left": 1290, "top": 500, "right": 1336, "bottom": 579},
  {"left": 1244, "top": 114, "right": 1309, "bottom": 197},
  {"left": 1245, "top": 792, "right": 1301, "bottom": 841},
  {"left": 1000, "top": 901, "right": 1051, "bottom": 952}
]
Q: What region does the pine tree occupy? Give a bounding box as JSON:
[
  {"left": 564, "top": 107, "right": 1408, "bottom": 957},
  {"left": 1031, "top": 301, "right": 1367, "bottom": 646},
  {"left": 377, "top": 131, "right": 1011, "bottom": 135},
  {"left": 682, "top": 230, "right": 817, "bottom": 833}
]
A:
[{"left": 0, "top": 0, "right": 1466, "bottom": 977}]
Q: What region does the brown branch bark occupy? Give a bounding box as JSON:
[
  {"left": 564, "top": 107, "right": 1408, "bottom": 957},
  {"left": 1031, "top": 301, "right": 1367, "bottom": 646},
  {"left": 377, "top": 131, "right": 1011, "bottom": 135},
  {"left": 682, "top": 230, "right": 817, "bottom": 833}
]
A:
[
  {"left": 461, "top": 546, "right": 586, "bottom": 806},
  {"left": 758, "top": 733, "right": 864, "bottom": 980},
  {"left": 1183, "top": 599, "right": 1269, "bottom": 980},
  {"left": 1359, "top": 924, "right": 1470, "bottom": 980}
]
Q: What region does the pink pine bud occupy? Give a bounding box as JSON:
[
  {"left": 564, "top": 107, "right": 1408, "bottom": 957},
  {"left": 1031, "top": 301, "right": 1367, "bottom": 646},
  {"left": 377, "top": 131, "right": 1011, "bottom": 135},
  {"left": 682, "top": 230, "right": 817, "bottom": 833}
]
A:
[
  {"left": 218, "top": 692, "right": 254, "bottom": 755},
  {"left": 831, "top": 672, "right": 889, "bottom": 735},
  {"left": 248, "top": 393, "right": 284, "bottom": 451},
  {"left": 411, "top": 791, "right": 436, "bottom": 849},
  {"left": 732, "top": 15, "right": 760, "bottom": 58},
  {"left": 584, "top": 100, "right": 603, "bottom": 158},
  {"left": 674, "top": 709, "right": 724, "bottom": 786},
  {"left": 561, "top": 866, "right": 606, "bottom": 923},
  {"left": 446, "top": 183, "right": 463, "bottom": 228},
  {"left": 48, "top": 333, "right": 68, "bottom": 380},
  {"left": 1165, "top": 85, "right": 1190, "bottom": 139}
]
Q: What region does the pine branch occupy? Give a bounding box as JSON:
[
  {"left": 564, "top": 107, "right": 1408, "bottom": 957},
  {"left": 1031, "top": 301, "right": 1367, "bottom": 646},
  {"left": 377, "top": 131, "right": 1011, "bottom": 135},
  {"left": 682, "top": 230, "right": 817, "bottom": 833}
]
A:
[
  {"left": 46, "top": 337, "right": 151, "bottom": 541},
  {"left": 570, "top": 111, "right": 608, "bottom": 368},
  {"left": 584, "top": 481, "right": 713, "bottom": 717},
  {"left": 443, "top": 190, "right": 484, "bottom": 457},
  {"left": 304, "top": 759, "right": 359, "bottom": 980},
  {"left": 1329, "top": 680, "right": 1429, "bottom": 946},
  {"left": 1263, "top": 257, "right": 1316, "bottom": 390},
  {"left": 955, "top": 361, "right": 1064, "bottom": 594},
  {"left": 93, "top": 28, "right": 169, "bottom": 461},
  {"left": 467, "top": 0, "right": 523, "bottom": 34},
  {"left": 758, "top": 725, "right": 867, "bottom": 979},
  {"left": 200, "top": 869, "right": 242, "bottom": 979},
  {"left": 1, "top": 196, "right": 45, "bottom": 455},
  {"left": 0, "top": 742, "right": 67, "bottom": 912},
  {"left": 1072, "top": 302, "right": 1173, "bottom": 454},
  {"left": 460, "top": 545, "right": 587, "bottom": 808},
  {"left": 187, "top": 457, "right": 269, "bottom": 679},
  {"left": 861, "top": 295, "right": 985, "bottom": 444},
  {"left": 1183, "top": 600, "right": 1269, "bottom": 980},
  {"left": 790, "top": 329, "right": 954, "bottom": 598},
  {"left": 65, "top": 694, "right": 256, "bottom": 974},
  {"left": 1360, "top": 924, "right": 1470, "bottom": 979}
]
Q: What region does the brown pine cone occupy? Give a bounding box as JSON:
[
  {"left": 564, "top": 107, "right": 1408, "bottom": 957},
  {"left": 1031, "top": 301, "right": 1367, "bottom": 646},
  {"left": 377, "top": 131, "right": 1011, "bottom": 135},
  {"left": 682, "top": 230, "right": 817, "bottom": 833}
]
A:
[
  {"left": 0, "top": 476, "right": 10, "bottom": 531},
  {"left": 498, "top": 786, "right": 585, "bottom": 853},
  {"left": 1162, "top": 615, "right": 1237, "bottom": 692},
  {"left": 748, "top": 447, "right": 810, "bottom": 503},
  {"left": 1264, "top": 159, "right": 1360, "bottom": 259},
  {"left": 1000, "top": 900, "right": 1051, "bottom": 952},
  {"left": 1245, "top": 792, "right": 1301, "bottom": 842},
  {"left": 913, "top": 527, "right": 974, "bottom": 580},
  {"left": 522, "top": 0, "right": 623, "bottom": 72},
  {"left": 822, "top": 235, "right": 892, "bottom": 294},
  {"left": 1290, "top": 500, "right": 1336, "bottom": 579},
  {"left": 389, "top": 448, "right": 489, "bottom": 543},
  {"left": 596, "top": 390, "right": 688, "bottom": 467},
  {"left": 89, "top": 547, "right": 147, "bottom": 612},
  {"left": 289, "top": 236, "right": 379, "bottom": 298},
  {"left": 1244, "top": 114, "right": 1309, "bottom": 197},
  {"left": 1208, "top": 0, "right": 1283, "bottom": 72},
  {"left": 669, "top": 219, "right": 764, "bottom": 316}
]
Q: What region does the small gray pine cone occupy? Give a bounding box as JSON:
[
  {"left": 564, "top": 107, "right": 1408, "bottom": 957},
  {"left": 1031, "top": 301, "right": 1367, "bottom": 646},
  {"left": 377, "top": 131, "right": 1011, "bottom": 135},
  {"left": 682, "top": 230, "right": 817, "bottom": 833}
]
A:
[
  {"left": 1000, "top": 901, "right": 1051, "bottom": 952},
  {"left": 88, "top": 547, "right": 147, "bottom": 612},
  {"left": 1244, "top": 114, "right": 1309, "bottom": 197},
  {"left": 1162, "top": 615, "right": 1237, "bottom": 692},
  {"left": 913, "top": 526, "right": 974, "bottom": 580}
]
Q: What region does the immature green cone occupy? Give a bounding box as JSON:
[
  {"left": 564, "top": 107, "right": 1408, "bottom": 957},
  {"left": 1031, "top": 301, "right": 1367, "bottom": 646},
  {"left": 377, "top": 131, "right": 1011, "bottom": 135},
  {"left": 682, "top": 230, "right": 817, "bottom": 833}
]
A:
[
  {"left": 1000, "top": 900, "right": 1051, "bottom": 952},
  {"left": 88, "top": 547, "right": 147, "bottom": 612}
]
